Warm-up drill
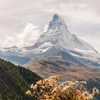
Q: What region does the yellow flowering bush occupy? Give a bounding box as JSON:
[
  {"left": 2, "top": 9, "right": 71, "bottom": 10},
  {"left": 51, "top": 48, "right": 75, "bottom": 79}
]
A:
[{"left": 26, "top": 76, "right": 100, "bottom": 100}]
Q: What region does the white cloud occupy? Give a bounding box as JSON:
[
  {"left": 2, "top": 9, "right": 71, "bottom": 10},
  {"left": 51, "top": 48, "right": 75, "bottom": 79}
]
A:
[
  {"left": 17, "top": 23, "right": 41, "bottom": 48},
  {"left": 79, "top": 35, "right": 100, "bottom": 52},
  {"left": 0, "top": 23, "right": 41, "bottom": 48}
]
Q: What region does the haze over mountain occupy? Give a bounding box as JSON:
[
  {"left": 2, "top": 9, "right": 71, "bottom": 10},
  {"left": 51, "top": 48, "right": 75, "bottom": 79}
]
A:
[{"left": 0, "top": 14, "right": 100, "bottom": 67}]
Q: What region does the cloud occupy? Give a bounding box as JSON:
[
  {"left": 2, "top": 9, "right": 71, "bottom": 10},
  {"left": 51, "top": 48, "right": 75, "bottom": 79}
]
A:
[
  {"left": 17, "top": 23, "right": 41, "bottom": 48},
  {"left": 79, "top": 34, "right": 100, "bottom": 52},
  {"left": 0, "top": 23, "right": 41, "bottom": 49}
]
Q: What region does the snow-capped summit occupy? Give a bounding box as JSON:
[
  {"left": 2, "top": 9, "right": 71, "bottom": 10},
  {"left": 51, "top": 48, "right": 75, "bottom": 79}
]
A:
[
  {"left": 33, "top": 14, "right": 97, "bottom": 54},
  {"left": 48, "top": 14, "right": 67, "bottom": 29},
  {"left": 34, "top": 14, "right": 71, "bottom": 47}
]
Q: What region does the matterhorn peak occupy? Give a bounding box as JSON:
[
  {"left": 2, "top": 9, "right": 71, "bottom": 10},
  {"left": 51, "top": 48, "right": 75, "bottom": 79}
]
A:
[
  {"left": 52, "top": 14, "right": 62, "bottom": 22},
  {"left": 33, "top": 14, "right": 98, "bottom": 55},
  {"left": 47, "top": 14, "right": 67, "bottom": 30}
]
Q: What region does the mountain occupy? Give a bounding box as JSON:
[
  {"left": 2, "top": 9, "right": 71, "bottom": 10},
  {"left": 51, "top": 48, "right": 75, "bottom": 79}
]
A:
[
  {"left": 0, "top": 58, "right": 42, "bottom": 100},
  {"left": 32, "top": 14, "right": 97, "bottom": 52},
  {"left": 0, "top": 14, "right": 100, "bottom": 67},
  {"left": 25, "top": 14, "right": 100, "bottom": 67}
]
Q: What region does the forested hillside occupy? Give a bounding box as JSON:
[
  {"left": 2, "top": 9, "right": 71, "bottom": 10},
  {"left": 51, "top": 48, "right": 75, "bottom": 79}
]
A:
[{"left": 0, "top": 59, "right": 42, "bottom": 100}]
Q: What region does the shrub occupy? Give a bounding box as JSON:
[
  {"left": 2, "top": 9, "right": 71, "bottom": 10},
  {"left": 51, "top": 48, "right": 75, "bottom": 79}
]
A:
[{"left": 26, "top": 76, "right": 100, "bottom": 100}]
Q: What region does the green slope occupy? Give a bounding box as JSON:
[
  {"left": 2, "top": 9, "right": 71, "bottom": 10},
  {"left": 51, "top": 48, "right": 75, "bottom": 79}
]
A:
[{"left": 0, "top": 59, "right": 42, "bottom": 100}]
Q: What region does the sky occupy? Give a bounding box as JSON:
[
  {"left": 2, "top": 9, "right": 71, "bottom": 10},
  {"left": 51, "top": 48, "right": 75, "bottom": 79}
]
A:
[{"left": 0, "top": 0, "right": 100, "bottom": 51}]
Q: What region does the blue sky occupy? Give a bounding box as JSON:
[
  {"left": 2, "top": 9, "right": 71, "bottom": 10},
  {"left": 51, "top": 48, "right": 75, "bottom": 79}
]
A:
[{"left": 0, "top": 0, "right": 100, "bottom": 51}]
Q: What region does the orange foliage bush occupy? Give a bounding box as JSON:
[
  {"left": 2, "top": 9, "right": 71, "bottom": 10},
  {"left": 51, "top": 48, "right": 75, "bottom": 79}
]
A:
[{"left": 26, "top": 76, "right": 99, "bottom": 100}]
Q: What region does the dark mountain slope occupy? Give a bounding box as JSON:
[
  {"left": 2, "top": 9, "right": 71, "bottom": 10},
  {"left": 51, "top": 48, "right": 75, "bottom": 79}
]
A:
[{"left": 0, "top": 59, "right": 42, "bottom": 100}]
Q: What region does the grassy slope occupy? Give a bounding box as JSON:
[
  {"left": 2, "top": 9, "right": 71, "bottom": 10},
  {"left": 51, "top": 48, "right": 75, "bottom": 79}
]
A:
[{"left": 0, "top": 59, "right": 42, "bottom": 100}]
